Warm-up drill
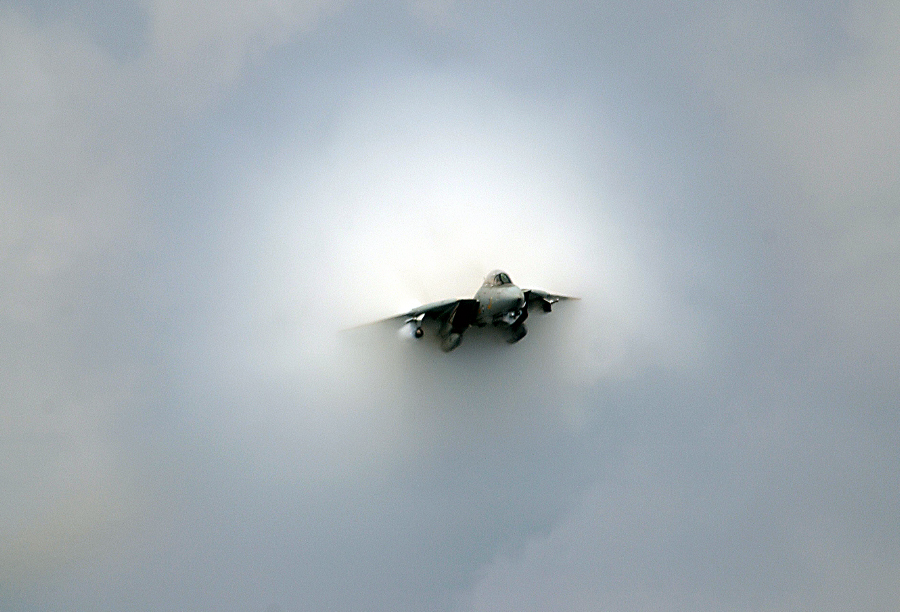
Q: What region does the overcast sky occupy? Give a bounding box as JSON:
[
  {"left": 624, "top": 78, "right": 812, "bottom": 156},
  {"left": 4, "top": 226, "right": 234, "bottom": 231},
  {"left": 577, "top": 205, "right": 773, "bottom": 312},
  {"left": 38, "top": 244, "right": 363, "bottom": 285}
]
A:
[{"left": 2, "top": 1, "right": 898, "bottom": 610}]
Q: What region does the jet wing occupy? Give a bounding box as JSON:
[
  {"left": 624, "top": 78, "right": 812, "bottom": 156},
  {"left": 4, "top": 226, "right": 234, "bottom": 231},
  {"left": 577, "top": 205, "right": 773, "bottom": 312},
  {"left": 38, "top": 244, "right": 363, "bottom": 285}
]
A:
[
  {"left": 523, "top": 289, "right": 578, "bottom": 313},
  {"left": 389, "top": 298, "right": 463, "bottom": 323},
  {"left": 349, "top": 298, "right": 472, "bottom": 332}
]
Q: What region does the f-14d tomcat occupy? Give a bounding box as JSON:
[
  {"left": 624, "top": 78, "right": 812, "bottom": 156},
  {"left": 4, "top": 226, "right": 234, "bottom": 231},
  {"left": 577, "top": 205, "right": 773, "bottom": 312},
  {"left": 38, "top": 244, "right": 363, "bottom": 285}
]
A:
[{"left": 383, "top": 270, "right": 577, "bottom": 352}]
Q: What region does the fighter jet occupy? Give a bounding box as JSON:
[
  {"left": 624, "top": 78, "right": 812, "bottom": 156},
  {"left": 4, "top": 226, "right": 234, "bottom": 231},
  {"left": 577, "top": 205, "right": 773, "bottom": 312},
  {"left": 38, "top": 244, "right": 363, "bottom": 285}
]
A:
[{"left": 384, "top": 270, "right": 577, "bottom": 352}]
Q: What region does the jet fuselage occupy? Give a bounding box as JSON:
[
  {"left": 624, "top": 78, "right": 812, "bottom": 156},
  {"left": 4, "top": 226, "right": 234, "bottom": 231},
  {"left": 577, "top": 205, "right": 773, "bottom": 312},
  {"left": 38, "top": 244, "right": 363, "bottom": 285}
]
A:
[{"left": 473, "top": 283, "right": 526, "bottom": 326}]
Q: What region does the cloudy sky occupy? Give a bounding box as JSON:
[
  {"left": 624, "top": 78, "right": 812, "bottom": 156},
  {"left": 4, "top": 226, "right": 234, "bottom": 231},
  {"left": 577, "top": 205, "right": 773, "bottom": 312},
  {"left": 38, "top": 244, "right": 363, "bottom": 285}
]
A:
[{"left": 2, "top": 1, "right": 898, "bottom": 610}]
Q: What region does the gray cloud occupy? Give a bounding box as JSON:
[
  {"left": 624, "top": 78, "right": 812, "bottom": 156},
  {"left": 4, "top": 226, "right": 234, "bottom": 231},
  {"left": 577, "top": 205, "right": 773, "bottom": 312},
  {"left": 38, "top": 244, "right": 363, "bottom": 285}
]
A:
[{"left": 2, "top": 1, "right": 897, "bottom": 611}]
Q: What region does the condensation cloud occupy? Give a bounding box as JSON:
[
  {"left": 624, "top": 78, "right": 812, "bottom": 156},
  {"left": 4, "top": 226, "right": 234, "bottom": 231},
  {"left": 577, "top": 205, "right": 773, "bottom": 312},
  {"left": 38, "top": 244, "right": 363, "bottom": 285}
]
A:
[{"left": 2, "top": 1, "right": 898, "bottom": 611}]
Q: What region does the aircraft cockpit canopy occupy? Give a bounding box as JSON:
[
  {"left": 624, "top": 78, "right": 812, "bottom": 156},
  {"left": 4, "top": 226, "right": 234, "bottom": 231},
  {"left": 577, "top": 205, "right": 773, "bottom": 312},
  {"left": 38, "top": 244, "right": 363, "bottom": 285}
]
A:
[{"left": 485, "top": 270, "right": 513, "bottom": 287}]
